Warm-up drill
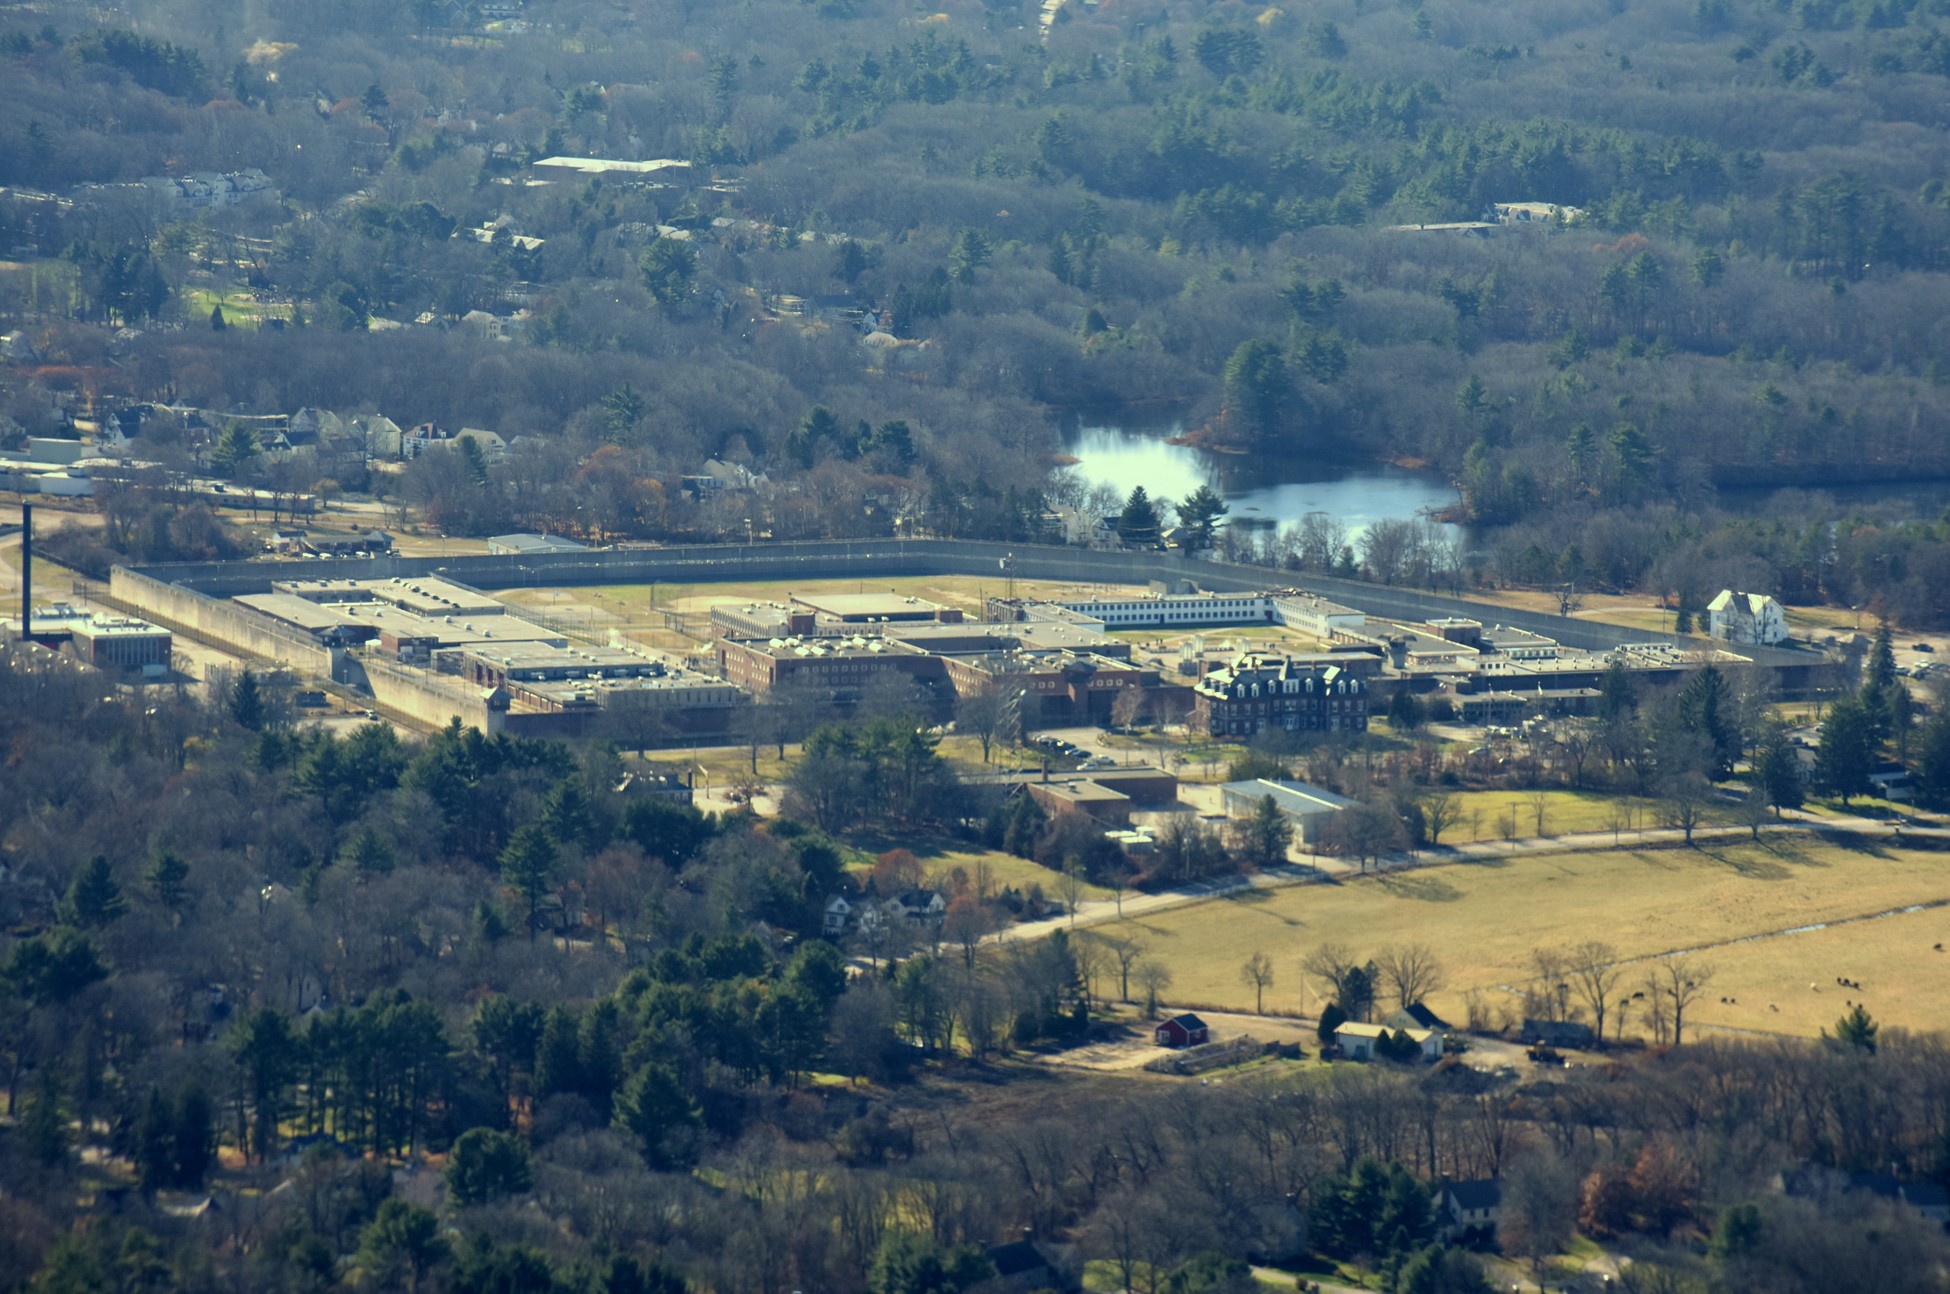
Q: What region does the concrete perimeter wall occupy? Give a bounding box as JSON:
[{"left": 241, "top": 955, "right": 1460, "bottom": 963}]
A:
[
  {"left": 121, "top": 540, "right": 1817, "bottom": 666},
  {"left": 110, "top": 566, "right": 335, "bottom": 675},
  {"left": 361, "top": 656, "right": 492, "bottom": 733}
]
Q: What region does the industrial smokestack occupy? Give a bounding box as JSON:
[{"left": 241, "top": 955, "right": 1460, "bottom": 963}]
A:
[{"left": 18, "top": 502, "right": 28, "bottom": 638}]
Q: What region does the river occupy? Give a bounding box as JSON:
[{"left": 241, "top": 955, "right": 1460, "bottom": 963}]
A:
[{"left": 1058, "top": 421, "right": 1461, "bottom": 540}]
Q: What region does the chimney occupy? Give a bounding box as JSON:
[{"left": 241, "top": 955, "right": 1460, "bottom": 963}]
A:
[{"left": 18, "top": 502, "right": 29, "bottom": 638}]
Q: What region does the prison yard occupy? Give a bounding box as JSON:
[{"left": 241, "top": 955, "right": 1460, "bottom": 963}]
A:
[
  {"left": 501, "top": 574, "right": 1159, "bottom": 633},
  {"left": 1129, "top": 838, "right": 1950, "bottom": 1041}
]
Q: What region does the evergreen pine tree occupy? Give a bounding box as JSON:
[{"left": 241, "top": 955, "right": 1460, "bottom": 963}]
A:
[
  {"left": 63, "top": 855, "right": 127, "bottom": 927},
  {"left": 23, "top": 1071, "right": 67, "bottom": 1167},
  {"left": 1753, "top": 722, "right": 1804, "bottom": 817},
  {"left": 497, "top": 823, "right": 559, "bottom": 940},
  {"left": 147, "top": 852, "right": 190, "bottom": 912},
  {"left": 134, "top": 1088, "right": 176, "bottom": 1190},
  {"left": 174, "top": 1084, "right": 216, "bottom": 1188},
  {"left": 230, "top": 668, "right": 265, "bottom": 731}
]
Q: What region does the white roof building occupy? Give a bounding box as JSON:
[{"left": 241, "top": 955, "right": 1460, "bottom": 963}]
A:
[{"left": 1706, "top": 590, "right": 1788, "bottom": 646}]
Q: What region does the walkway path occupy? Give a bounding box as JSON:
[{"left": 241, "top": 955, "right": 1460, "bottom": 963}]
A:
[{"left": 996, "top": 813, "right": 1949, "bottom": 945}]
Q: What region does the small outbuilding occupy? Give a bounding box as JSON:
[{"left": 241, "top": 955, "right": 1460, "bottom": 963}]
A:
[{"left": 1155, "top": 1013, "right": 1209, "bottom": 1048}]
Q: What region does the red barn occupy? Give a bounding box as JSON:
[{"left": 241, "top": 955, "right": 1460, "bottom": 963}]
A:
[{"left": 1154, "top": 1013, "right": 1209, "bottom": 1048}]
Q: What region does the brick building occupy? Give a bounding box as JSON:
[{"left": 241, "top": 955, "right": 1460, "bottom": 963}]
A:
[{"left": 1191, "top": 653, "right": 1368, "bottom": 738}]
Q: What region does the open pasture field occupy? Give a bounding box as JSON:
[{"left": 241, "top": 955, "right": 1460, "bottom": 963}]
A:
[{"left": 1123, "top": 837, "right": 1950, "bottom": 1040}]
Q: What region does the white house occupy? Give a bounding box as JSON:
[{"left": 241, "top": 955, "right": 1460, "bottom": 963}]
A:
[
  {"left": 1335, "top": 1021, "right": 1441, "bottom": 1062},
  {"left": 1441, "top": 1180, "right": 1504, "bottom": 1239},
  {"left": 882, "top": 890, "right": 947, "bottom": 923},
  {"left": 1707, "top": 590, "right": 1788, "bottom": 645}
]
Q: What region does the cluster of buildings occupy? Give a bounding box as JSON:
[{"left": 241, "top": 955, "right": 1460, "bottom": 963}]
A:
[
  {"left": 686, "top": 582, "right": 1782, "bottom": 748},
  {"left": 236, "top": 576, "right": 737, "bottom": 731},
  {"left": 141, "top": 169, "right": 276, "bottom": 208},
  {"left": 0, "top": 436, "right": 114, "bottom": 497},
  {"left": 3, "top": 603, "right": 173, "bottom": 676}
]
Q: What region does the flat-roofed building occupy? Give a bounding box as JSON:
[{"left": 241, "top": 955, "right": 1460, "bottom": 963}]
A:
[
  {"left": 362, "top": 577, "right": 506, "bottom": 617},
  {"left": 235, "top": 593, "right": 378, "bottom": 645},
  {"left": 1025, "top": 778, "right": 1133, "bottom": 824},
  {"left": 988, "top": 588, "right": 1367, "bottom": 638},
  {"left": 886, "top": 620, "right": 1129, "bottom": 658},
  {"left": 486, "top": 532, "right": 588, "bottom": 556},
  {"left": 271, "top": 578, "right": 374, "bottom": 603},
  {"left": 1219, "top": 778, "right": 1352, "bottom": 844},
  {"left": 710, "top": 601, "right": 816, "bottom": 640},
  {"left": 68, "top": 614, "right": 172, "bottom": 674},
  {"left": 715, "top": 635, "right": 947, "bottom": 709},
  {"left": 336, "top": 604, "right": 566, "bottom": 659},
  {"left": 788, "top": 592, "right": 964, "bottom": 625},
  {"left": 943, "top": 650, "right": 1162, "bottom": 724},
  {"left": 532, "top": 156, "right": 693, "bottom": 180}
]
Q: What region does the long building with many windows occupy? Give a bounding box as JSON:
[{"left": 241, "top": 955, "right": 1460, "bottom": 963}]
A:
[{"left": 1191, "top": 653, "right": 1368, "bottom": 737}]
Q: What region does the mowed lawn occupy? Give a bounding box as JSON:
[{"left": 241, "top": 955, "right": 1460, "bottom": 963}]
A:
[
  {"left": 1435, "top": 790, "right": 1720, "bottom": 843},
  {"left": 1123, "top": 837, "right": 1950, "bottom": 1040}
]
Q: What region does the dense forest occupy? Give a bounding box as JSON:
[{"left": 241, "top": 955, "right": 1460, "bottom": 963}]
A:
[
  {"left": 4, "top": 0, "right": 1950, "bottom": 614},
  {"left": 5, "top": 0, "right": 1950, "bottom": 615},
  {"left": 6, "top": 642, "right": 1950, "bottom": 1294}
]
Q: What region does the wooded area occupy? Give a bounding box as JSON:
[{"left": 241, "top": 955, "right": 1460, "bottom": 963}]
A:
[
  {"left": 4, "top": 634, "right": 1950, "bottom": 1293},
  {"left": 5, "top": 0, "right": 1950, "bottom": 617}
]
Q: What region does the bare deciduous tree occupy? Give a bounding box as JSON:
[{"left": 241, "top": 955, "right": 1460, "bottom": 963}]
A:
[
  {"left": 1135, "top": 962, "right": 1174, "bottom": 1019},
  {"left": 1378, "top": 943, "right": 1445, "bottom": 1011},
  {"left": 1564, "top": 940, "right": 1623, "bottom": 1045},
  {"left": 1302, "top": 941, "right": 1359, "bottom": 1008},
  {"left": 1530, "top": 948, "right": 1570, "bottom": 1022},
  {"left": 1056, "top": 863, "right": 1087, "bottom": 928},
  {"left": 1422, "top": 792, "right": 1463, "bottom": 847},
  {"left": 1239, "top": 950, "right": 1275, "bottom": 1014},
  {"left": 1650, "top": 954, "right": 1715, "bottom": 1046},
  {"left": 1093, "top": 931, "right": 1145, "bottom": 1002}
]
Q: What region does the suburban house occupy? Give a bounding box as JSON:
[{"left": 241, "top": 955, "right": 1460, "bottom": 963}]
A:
[
  {"left": 822, "top": 895, "right": 853, "bottom": 936},
  {"left": 1707, "top": 590, "right": 1788, "bottom": 645},
  {"left": 1218, "top": 778, "right": 1354, "bottom": 845},
  {"left": 883, "top": 890, "right": 947, "bottom": 923},
  {"left": 1778, "top": 1167, "right": 1950, "bottom": 1227},
  {"left": 1154, "top": 1013, "right": 1209, "bottom": 1048},
  {"left": 1441, "top": 1180, "right": 1504, "bottom": 1239},
  {"left": 1386, "top": 1002, "right": 1455, "bottom": 1035},
  {"left": 1336, "top": 1022, "right": 1442, "bottom": 1062}
]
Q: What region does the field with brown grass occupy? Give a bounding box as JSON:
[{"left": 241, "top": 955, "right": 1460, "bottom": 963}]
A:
[{"left": 1119, "top": 836, "right": 1950, "bottom": 1041}]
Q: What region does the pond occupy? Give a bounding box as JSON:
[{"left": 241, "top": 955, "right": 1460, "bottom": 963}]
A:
[{"left": 1058, "top": 421, "right": 1462, "bottom": 540}]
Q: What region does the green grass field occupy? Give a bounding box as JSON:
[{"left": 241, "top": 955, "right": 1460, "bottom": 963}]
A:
[
  {"left": 184, "top": 286, "right": 293, "bottom": 329},
  {"left": 1120, "top": 837, "right": 1950, "bottom": 1039},
  {"left": 1434, "top": 789, "right": 1718, "bottom": 843}
]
